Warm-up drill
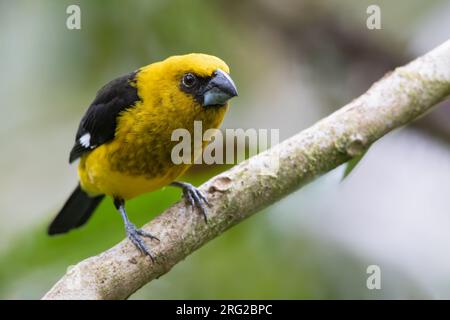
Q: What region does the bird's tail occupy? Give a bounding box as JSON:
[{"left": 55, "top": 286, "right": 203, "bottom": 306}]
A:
[{"left": 48, "top": 185, "right": 104, "bottom": 235}]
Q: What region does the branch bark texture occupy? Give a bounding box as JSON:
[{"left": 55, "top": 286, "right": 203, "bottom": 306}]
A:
[{"left": 43, "top": 40, "right": 450, "bottom": 299}]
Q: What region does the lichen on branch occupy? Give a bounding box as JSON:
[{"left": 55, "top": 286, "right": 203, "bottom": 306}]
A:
[{"left": 43, "top": 39, "right": 450, "bottom": 300}]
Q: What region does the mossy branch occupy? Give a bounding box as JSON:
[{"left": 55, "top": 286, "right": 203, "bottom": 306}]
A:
[{"left": 43, "top": 40, "right": 450, "bottom": 300}]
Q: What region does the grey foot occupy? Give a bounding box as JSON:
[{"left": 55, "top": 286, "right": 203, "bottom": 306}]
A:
[
  {"left": 171, "top": 181, "right": 209, "bottom": 223},
  {"left": 125, "top": 222, "right": 159, "bottom": 262}
]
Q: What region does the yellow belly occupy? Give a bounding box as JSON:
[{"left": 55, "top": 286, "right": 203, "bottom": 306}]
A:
[
  {"left": 78, "top": 143, "right": 190, "bottom": 200},
  {"left": 77, "top": 92, "right": 228, "bottom": 200}
]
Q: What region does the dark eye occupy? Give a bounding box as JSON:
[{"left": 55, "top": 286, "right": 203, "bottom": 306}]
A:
[{"left": 182, "top": 73, "right": 198, "bottom": 89}]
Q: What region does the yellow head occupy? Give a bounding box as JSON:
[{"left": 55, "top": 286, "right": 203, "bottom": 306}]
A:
[{"left": 135, "top": 53, "right": 237, "bottom": 115}]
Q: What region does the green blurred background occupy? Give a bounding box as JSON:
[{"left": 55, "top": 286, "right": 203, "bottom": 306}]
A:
[{"left": 1, "top": 0, "right": 449, "bottom": 299}]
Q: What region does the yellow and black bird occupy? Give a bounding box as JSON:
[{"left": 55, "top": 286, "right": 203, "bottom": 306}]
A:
[{"left": 48, "top": 54, "right": 238, "bottom": 260}]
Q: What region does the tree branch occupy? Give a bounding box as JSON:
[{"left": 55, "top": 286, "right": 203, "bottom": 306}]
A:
[{"left": 43, "top": 40, "right": 450, "bottom": 300}]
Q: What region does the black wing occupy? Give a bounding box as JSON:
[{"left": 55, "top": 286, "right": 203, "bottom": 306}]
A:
[{"left": 69, "top": 71, "right": 141, "bottom": 163}]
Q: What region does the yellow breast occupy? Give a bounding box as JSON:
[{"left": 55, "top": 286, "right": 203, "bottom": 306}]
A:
[
  {"left": 77, "top": 54, "right": 231, "bottom": 200},
  {"left": 78, "top": 104, "right": 227, "bottom": 199}
]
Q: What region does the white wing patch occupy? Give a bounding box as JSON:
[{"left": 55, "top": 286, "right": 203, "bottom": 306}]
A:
[{"left": 79, "top": 133, "right": 91, "bottom": 148}]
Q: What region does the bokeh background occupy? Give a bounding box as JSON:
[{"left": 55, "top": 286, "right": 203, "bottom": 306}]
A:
[{"left": 1, "top": 0, "right": 449, "bottom": 299}]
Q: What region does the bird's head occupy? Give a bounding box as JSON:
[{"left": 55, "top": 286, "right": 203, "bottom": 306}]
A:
[{"left": 137, "top": 53, "right": 238, "bottom": 111}]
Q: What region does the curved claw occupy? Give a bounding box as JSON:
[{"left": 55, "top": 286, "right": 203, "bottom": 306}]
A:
[
  {"left": 172, "top": 181, "right": 210, "bottom": 223},
  {"left": 126, "top": 223, "right": 157, "bottom": 262},
  {"left": 136, "top": 228, "right": 160, "bottom": 242},
  {"left": 185, "top": 187, "right": 209, "bottom": 223},
  {"left": 194, "top": 188, "right": 209, "bottom": 205},
  {"left": 184, "top": 189, "right": 195, "bottom": 213}
]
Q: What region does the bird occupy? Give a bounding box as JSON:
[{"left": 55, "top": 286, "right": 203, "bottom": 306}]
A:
[{"left": 48, "top": 53, "right": 238, "bottom": 261}]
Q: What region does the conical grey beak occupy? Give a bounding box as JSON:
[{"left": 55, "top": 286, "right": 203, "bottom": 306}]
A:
[{"left": 202, "top": 69, "right": 238, "bottom": 107}]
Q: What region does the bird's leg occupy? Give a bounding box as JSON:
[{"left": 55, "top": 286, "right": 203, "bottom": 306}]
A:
[
  {"left": 113, "top": 198, "right": 159, "bottom": 262},
  {"left": 170, "top": 181, "right": 209, "bottom": 223}
]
